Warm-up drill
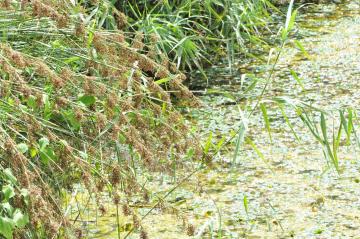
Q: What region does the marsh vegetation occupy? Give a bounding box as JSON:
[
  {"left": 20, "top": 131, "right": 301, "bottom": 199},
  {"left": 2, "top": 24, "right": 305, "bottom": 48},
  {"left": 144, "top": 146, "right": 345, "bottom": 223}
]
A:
[{"left": 0, "top": 0, "right": 359, "bottom": 238}]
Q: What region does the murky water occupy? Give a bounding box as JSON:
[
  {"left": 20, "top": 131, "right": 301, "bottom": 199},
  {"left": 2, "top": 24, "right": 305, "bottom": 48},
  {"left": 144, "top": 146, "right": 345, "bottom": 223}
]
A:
[{"left": 73, "top": 1, "right": 360, "bottom": 238}]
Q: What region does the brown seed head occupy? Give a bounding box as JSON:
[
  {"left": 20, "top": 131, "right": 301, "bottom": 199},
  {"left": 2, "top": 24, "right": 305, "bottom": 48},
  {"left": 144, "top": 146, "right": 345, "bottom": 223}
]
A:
[
  {"left": 95, "top": 112, "right": 106, "bottom": 129},
  {"left": 186, "top": 224, "right": 195, "bottom": 236},
  {"left": 132, "top": 32, "right": 144, "bottom": 51},
  {"left": 56, "top": 96, "right": 67, "bottom": 108},
  {"left": 115, "top": 11, "right": 127, "bottom": 29},
  {"left": 133, "top": 214, "right": 140, "bottom": 229},
  {"left": 110, "top": 164, "right": 121, "bottom": 186},
  {"left": 122, "top": 204, "right": 131, "bottom": 216},
  {"left": 83, "top": 76, "right": 96, "bottom": 94},
  {"left": 140, "top": 229, "right": 148, "bottom": 239},
  {"left": 99, "top": 204, "right": 106, "bottom": 215},
  {"left": 1, "top": 0, "right": 10, "bottom": 8},
  {"left": 75, "top": 23, "right": 85, "bottom": 37},
  {"left": 113, "top": 192, "right": 120, "bottom": 205}
]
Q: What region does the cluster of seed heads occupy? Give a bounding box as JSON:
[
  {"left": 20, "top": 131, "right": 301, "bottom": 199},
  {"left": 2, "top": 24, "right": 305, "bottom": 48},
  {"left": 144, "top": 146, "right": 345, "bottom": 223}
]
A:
[{"left": 0, "top": 0, "right": 203, "bottom": 237}]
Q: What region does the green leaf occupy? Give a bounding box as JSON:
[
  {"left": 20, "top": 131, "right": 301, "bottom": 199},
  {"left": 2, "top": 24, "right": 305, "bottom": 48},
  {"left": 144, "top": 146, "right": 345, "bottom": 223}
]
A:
[
  {"left": 279, "top": 105, "right": 300, "bottom": 141},
  {"left": 294, "top": 40, "right": 311, "bottom": 59},
  {"left": 39, "top": 137, "right": 49, "bottom": 151},
  {"left": 299, "top": 112, "right": 323, "bottom": 144},
  {"left": 118, "top": 133, "right": 126, "bottom": 144},
  {"left": 288, "top": 9, "right": 298, "bottom": 33},
  {"left": 290, "top": 69, "right": 304, "bottom": 90},
  {"left": 347, "top": 109, "right": 353, "bottom": 140},
  {"left": 332, "top": 121, "right": 342, "bottom": 172},
  {"left": 2, "top": 185, "right": 15, "bottom": 201},
  {"left": 320, "top": 113, "right": 339, "bottom": 172},
  {"left": 0, "top": 217, "right": 14, "bottom": 239},
  {"left": 243, "top": 78, "right": 258, "bottom": 94},
  {"left": 282, "top": 0, "right": 296, "bottom": 40},
  {"left": 12, "top": 210, "right": 29, "bottom": 229},
  {"left": 320, "top": 113, "right": 328, "bottom": 143},
  {"left": 285, "top": 0, "right": 294, "bottom": 30},
  {"left": 20, "top": 189, "right": 30, "bottom": 206},
  {"left": 216, "top": 136, "right": 226, "bottom": 150},
  {"left": 64, "top": 56, "right": 80, "bottom": 64},
  {"left": 78, "top": 95, "right": 96, "bottom": 106},
  {"left": 186, "top": 148, "right": 194, "bottom": 159},
  {"left": 233, "top": 122, "right": 246, "bottom": 164},
  {"left": 26, "top": 96, "right": 37, "bottom": 109},
  {"left": 246, "top": 137, "right": 266, "bottom": 164},
  {"left": 16, "top": 143, "right": 28, "bottom": 154},
  {"left": 340, "top": 109, "right": 353, "bottom": 145},
  {"left": 243, "top": 195, "right": 249, "bottom": 215},
  {"left": 40, "top": 147, "right": 57, "bottom": 164},
  {"left": 87, "top": 22, "right": 96, "bottom": 48},
  {"left": 155, "top": 77, "right": 171, "bottom": 85},
  {"left": 63, "top": 111, "right": 80, "bottom": 131},
  {"left": 43, "top": 96, "right": 53, "bottom": 120},
  {"left": 38, "top": 137, "right": 56, "bottom": 164},
  {"left": 1, "top": 203, "right": 12, "bottom": 214},
  {"left": 3, "top": 169, "right": 17, "bottom": 184},
  {"left": 204, "top": 132, "right": 213, "bottom": 154},
  {"left": 51, "top": 39, "right": 63, "bottom": 49},
  {"left": 29, "top": 148, "right": 37, "bottom": 158},
  {"left": 260, "top": 103, "right": 272, "bottom": 143},
  {"left": 79, "top": 151, "right": 88, "bottom": 160}
]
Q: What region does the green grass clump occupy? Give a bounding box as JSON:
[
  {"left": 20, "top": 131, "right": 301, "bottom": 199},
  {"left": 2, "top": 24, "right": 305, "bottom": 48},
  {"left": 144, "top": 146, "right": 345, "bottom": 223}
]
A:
[{"left": 116, "top": 0, "right": 275, "bottom": 71}]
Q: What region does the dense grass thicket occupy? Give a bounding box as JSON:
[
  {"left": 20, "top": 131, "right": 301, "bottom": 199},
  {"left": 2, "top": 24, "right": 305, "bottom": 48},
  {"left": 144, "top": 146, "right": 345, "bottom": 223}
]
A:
[
  {"left": 0, "top": 1, "right": 206, "bottom": 238},
  {"left": 115, "top": 0, "right": 275, "bottom": 71},
  {"left": 1, "top": 0, "right": 353, "bottom": 238}
]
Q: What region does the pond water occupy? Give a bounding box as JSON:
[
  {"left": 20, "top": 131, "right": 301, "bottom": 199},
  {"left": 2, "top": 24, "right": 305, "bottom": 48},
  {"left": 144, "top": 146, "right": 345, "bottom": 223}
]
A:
[{"left": 72, "top": 1, "right": 360, "bottom": 238}]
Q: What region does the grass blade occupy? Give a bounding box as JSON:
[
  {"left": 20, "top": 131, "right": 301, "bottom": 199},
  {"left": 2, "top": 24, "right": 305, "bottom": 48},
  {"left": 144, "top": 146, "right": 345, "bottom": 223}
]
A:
[{"left": 260, "top": 103, "right": 272, "bottom": 143}]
